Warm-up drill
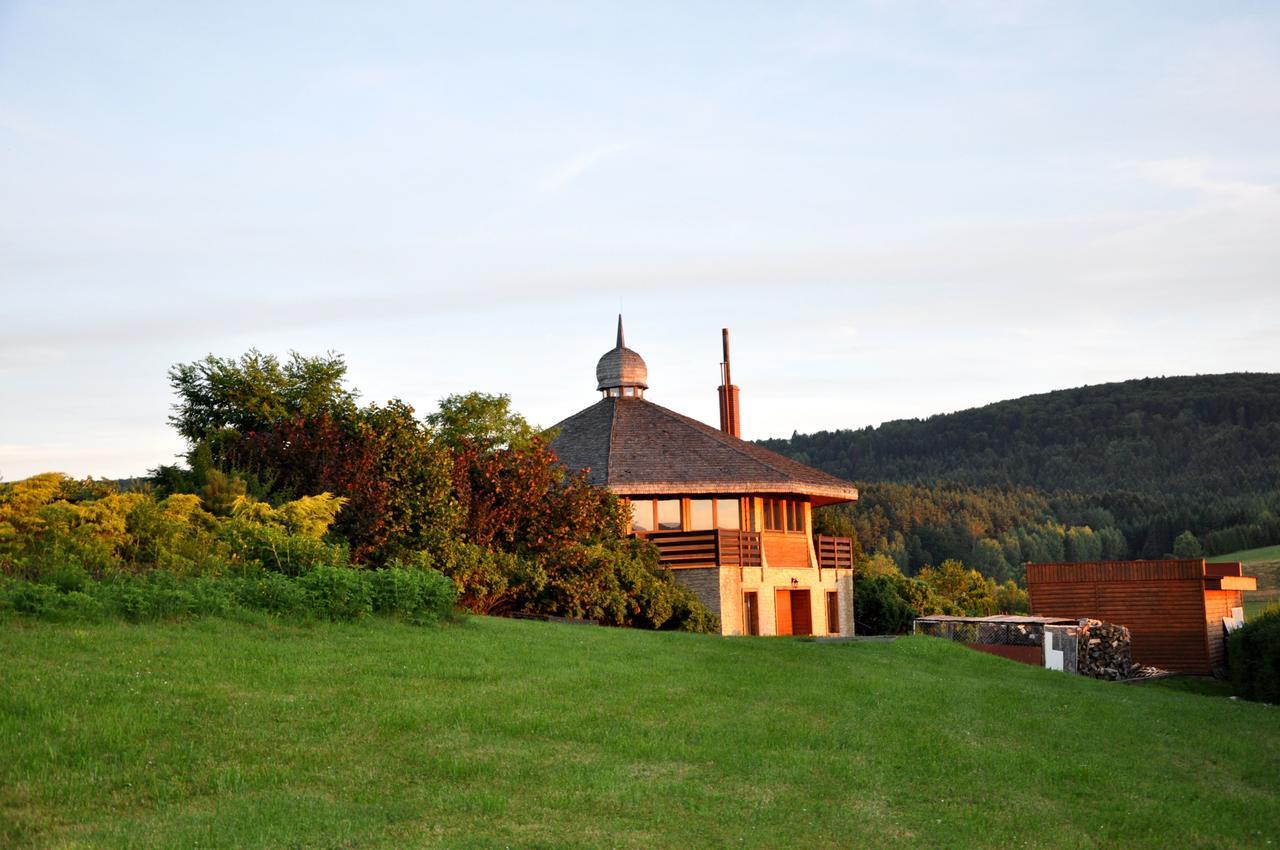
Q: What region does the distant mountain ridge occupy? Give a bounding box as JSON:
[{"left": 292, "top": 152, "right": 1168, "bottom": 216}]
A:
[{"left": 759, "top": 373, "right": 1280, "bottom": 497}]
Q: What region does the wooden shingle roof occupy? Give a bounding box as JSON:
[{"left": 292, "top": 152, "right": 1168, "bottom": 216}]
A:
[{"left": 548, "top": 397, "right": 859, "bottom": 506}]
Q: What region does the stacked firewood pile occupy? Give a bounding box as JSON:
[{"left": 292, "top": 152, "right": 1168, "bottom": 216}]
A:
[{"left": 1077, "top": 619, "right": 1154, "bottom": 680}]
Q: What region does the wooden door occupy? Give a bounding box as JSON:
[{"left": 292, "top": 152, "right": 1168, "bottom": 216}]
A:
[
  {"left": 775, "top": 589, "right": 792, "bottom": 636},
  {"left": 790, "top": 590, "right": 812, "bottom": 636}
]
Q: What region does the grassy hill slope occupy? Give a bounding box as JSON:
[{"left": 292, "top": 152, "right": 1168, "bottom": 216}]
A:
[
  {"left": 1217, "top": 545, "right": 1280, "bottom": 618},
  {"left": 2, "top": 617, "right": 1277, "bottom": 849}
]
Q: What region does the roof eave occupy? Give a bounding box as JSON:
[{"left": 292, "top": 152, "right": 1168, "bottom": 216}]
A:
[{"left": 608, "top": 481, "right": 858, "bottom": 505}]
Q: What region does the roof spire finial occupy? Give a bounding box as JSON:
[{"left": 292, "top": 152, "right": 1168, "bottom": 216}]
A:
[{"left": 596, "top": 315, "right": 648, "bottom": 393}]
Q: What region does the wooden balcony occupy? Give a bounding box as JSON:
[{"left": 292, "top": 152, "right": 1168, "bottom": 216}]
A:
[
  {"left": 816, "top": 534, "right": 855, "bottom": 570},
  {"left": 644, "top": 529, "right": 763, "bottom": 568}
]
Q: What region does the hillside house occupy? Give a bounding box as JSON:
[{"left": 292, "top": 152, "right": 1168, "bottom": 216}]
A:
[{"left": 549, "top": 318, "right": 859, "bottom": 637}]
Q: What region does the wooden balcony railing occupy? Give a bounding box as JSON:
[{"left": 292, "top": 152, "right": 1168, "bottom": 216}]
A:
[
  {"left": 644, "top": 529, "right": 763, "bottom": 569},
  {"left": 717, "top": 529, "right": 763, "bottom": 568},
  {"left": 816, "top": 534, "right": 855, "bottom": 570}
]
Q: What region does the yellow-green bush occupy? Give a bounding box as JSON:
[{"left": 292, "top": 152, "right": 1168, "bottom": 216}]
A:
[{"left": 0, "top": 474, "right": 456, "bottom": 626}]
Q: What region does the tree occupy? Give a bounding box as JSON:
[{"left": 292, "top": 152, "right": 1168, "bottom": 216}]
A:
[
  {"left": 450, "top": 434, "right": 626, "bottom": 555},
  {"left": 427, "top": 392, "right": 537, "bottom": 453},
  {"left": 230, "top": 401, "right": 458, "bottom": 563},
  {"left": 1172, "top": 530, "right": 1203, "bottom": 559},
  {"left": 168, "top": 350, "right": 356, "bottom": 464}
]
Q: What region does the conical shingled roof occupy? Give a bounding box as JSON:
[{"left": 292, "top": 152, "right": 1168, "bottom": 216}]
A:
[{"left": 548, "top": 397, "right": 859, "bottom": 506}]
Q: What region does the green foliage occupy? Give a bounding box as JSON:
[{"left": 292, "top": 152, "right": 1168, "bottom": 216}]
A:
[
  {"left": 368, "top": 566, "right": 459, "bottom": 622},
  {"left": 425, "top": 536, "right": 717, "bottom": 632},
  {"left": 219, "top": 518, "right": 349, "bottom": 576},
  {"left": 0, "top": 566, "right": 456, "bottom": 627},
  {"left": 1172, "top": 530, "right": 1202, "bottom": 559},
  {"left": 854, "top": 575, "right": 917, "bottom": 635},
  {"left": 298, "top": 566, "right": 373, "bottom": 621},
  {"left": 200, "top": 469, "right": 246, "bottom": 516},
  {"left": 762, "top": 373, "right": 1280, "bottom": 496},
  {"left": 168, "top": 349, "right": 356, "bottom": 450},
  {"left": 764, "top": 374, "right": 1280, "bottom": 572},
  {"left": 427, "top": 392, "right": 538, "bottom": 453},
  {"left": 0, "top": 472, "right": 456, "bottom": 627},
  {"left": 850, "top": 554, "right": 1028, "bottom": 635},
  {"left": 236, "top": 570, "right": 307, "bottom": 616},
  {"left": 1228, "top": 605, "right": 1280, "bottom": 704}
]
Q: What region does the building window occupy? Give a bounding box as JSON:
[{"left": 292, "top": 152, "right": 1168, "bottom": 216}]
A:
[
  {"left": 763, "top": 498, "right": 783, "bottom": 531},
  {"left": 656, "top": 499, "right": 682, "bottom": 530},
  {"left": 743, "top": 592, "right": 759, "bottom": 636},
  {"left": 688, "top": 499, "right": 714, "bottom": 530},
  {"left": 826, "top": 591, "right": 840, "bottom": 634},
  {"left": 623, "top": 386, "right": 635, "bottom": 397},
  {"left": 629, "top": 499, "right": 654, "bottom": 533},
  {"left": 763, "top": 498, "right": 806, "bottom": 533},
  {"left": 787, "top": 500, "right": 804, "bottom": 533},
  {"left": 715, "top": 498, "right": 740, "bottom": 530}
]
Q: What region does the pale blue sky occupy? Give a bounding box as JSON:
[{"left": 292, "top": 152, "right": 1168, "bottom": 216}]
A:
[{"left": 2, "top": 2, "right": 1278, "bottom": 479}]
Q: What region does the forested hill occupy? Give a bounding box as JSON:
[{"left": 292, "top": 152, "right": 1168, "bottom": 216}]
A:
[{"left": 759, "top": 373, "right": 1280, "bottom": 497}]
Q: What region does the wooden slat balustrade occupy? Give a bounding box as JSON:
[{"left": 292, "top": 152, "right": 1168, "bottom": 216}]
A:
[
  {"left": 643, "top": 529, "right": 763, "bottom": 568},
  {"left": 717, "top": 529, "right": 763, "bottom": 568},
  {"left": 816, "top": 534, "right": 855, "bottom": 570}
]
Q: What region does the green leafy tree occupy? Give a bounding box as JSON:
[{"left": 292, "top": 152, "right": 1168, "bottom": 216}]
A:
[
  {"left": 168, "top": 350, "right": 356, "bottom": 465},
  {"left": 427, "top": 392, "right": 538, "bottom": 453},
  {"left": 1172, "top": 530, "right": 1202, "bottom": 559}
]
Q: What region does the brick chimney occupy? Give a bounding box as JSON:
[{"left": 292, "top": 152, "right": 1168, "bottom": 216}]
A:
[{"left": 717, "top": 328, "right": 741, "bottom": 438}]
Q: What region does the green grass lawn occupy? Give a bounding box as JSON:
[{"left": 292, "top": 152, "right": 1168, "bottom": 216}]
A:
[
  {"left": 2, "top": 617, "right": 1278, "bottom": 849},
  {"left": 1214, "top": 545, "right": 1280, "bottom": 565}
]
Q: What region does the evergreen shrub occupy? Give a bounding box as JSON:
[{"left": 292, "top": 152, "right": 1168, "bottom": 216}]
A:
[{"left": 1229, "top": 606, "right": 1280, "bottom": 704}]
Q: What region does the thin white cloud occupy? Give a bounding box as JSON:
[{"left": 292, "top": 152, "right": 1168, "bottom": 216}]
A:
[
  {"left": 1136, "top": 158, "right": 1278, "bottom": 203},
  {"left": 538, "top": 141, "right": 637, "bottom": 193}
]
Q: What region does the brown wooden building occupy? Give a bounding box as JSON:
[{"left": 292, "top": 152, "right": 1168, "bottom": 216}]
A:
[
  {"left": 549, "top": 318, "right": 859, "bottom": 637},
  {"left": 1026, "top": 559, "right": 1256, "bottom": 674}
]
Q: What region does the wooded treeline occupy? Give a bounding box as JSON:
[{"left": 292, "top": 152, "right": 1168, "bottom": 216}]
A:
[
  {"left": 777, "top": 374, "right": 1280, "bottom": 578},
  {"left": 763, "top": 373, "right": 1280, "bottom": 495}
]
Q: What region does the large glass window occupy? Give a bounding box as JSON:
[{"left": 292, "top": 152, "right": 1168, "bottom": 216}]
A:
[
  {"left": 715, "top": 498, "right": 740, "bottom": 530},
  {"left": 630, "top": 499, "right": 653, "bottom": 532},
  {"left": 688, "top": 499, "right": 714, "bottom": 530},
  {"left": 786, "top": 500, "right": 805, "bottom": 532},
  {"left": 656, "top": 499, "right": 682, "bottom": 530},
  {"left": 763, "top": 498, "right": 805, "bottom": 532},
  {"left": 763, "top": 498, "right": 784, "bottom": 531}
]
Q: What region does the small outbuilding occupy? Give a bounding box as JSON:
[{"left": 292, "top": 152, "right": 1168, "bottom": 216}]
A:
[{"left": 1026, "top": 559, "right": 1256, "bottom": 675}]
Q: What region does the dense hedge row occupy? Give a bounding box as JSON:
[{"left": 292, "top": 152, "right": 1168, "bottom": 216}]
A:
[
  {"left": 1229, "top": 607, "right": 1280, "bottom": 704},
  {"left": 0, "top": 565, "right": 456, "bottom": 625}
]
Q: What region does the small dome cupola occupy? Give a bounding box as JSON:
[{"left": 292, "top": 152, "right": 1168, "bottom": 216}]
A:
[{"left": 596, "top": 315, "right": 648, "bottom": 398}]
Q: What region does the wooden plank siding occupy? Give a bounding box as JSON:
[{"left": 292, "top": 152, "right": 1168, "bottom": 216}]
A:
[
  {"left": 762, "top": 532, "right": 812, "bottom": 568},
  {"left": 1203, "top": 590, "right": 1242, "bottom": 671},
  {"left": 1026, "top": 560, "right": 1205, "bottom": 584},
  {"left": 1026, "top": 560, "right": 1234, "bottom": 675}
]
